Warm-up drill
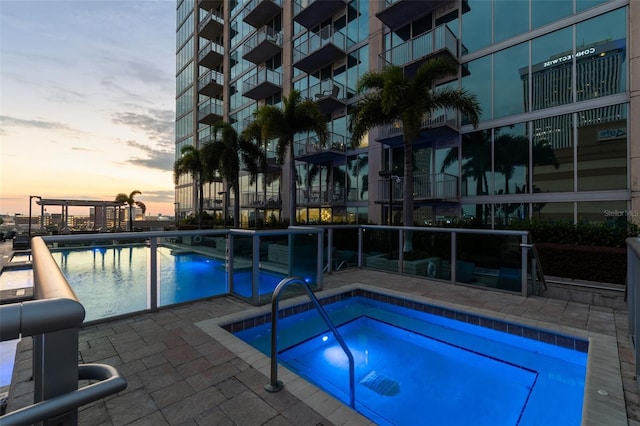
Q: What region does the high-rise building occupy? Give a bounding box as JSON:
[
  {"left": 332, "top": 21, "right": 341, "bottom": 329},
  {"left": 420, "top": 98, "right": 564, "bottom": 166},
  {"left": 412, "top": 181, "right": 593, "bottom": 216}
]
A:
[{"left": 175, "top": 0, "right": 638, "bottom": 227}]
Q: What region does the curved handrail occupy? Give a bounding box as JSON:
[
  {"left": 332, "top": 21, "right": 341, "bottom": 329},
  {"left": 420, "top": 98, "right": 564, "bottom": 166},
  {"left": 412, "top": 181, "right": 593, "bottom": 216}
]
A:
[
  {"left": 0, "top": 364, "right": 127, "bottom": 426},
  {"left": 265, "top": 276, "right": 356, "bottom": 408}
]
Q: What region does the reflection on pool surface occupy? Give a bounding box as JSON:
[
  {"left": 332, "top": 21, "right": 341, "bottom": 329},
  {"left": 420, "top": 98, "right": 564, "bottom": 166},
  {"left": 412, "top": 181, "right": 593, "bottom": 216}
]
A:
[
  {"left": 51, "top": 246, "right": 285, "bottom": 322},
  {"left": 233, "top": 292, "right": 587, "bottom": 426}
]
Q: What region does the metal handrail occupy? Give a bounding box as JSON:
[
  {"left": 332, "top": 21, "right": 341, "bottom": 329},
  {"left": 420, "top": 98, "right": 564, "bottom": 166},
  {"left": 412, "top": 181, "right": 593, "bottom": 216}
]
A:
[
  {"left": 0, "top": 364, "right": 127, "bottom": 426},
  {"left": 265, "top": 276, "right": 356, "bottom": 408}
]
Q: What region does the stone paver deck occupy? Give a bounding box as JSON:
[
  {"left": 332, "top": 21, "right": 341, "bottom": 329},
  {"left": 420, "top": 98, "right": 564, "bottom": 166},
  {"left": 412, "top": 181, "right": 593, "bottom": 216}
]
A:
[{"left": 1, "top": 239, "right": 639, "bottom": 425}]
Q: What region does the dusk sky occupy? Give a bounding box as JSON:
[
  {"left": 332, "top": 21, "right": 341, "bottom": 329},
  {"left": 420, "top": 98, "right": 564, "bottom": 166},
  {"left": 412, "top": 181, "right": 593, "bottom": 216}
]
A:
[{"left": 0, "top": 0, "right": 176, "bottom": 217}]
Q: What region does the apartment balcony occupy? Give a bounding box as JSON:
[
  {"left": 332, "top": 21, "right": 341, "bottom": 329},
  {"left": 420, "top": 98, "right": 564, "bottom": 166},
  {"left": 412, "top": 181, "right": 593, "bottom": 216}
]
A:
[
  {"left": 376, "top": 0, "right": 452, "bottom": 31},
  {"left": 198, "top": 9, "right": 224, "bottom": 41},
  {"left": 293, "top": 0, "right": 346, "bottom": 29},
  {"left": 297, "top": 186, "right": 345, "bottom": 206},
  {"left": 376, "top": 107, "right": 459, "bottom": 147},
  {"left": 302, "top": 79, "right": 346, "bottom": 114},
  {"left": 243, "top": 68, "right": 282, "bottom": 100},
  {"left": 241, "top": 192, "right": 281, "bottom": 208},
  {"left": 198, "top": 99, "right": 224, "bottom": 125},
  {"left": 198, "top": 70, "right": 224, "bottom": 97},
  {"left": 379, "top": 24, "right": 459, "bottom": 76},
  {"left": 293, "top": 26, "right": 349, "bottom": 74},
  {"left": 242, "top": 27, "right": 282, "bottom": 64},
  {"left": 198, "top": 0, "right": 223, "bottom": 11},
  {"left": 198, "top": 41, "right": 224, "bottom": 69},
  {"left": 295, "top": 132, "right": 347, "bottom": 162},
  {"left": 243, "top": 0, "right": 282, "bottom": 29},
  {"left": 378, "top": 172, "right": 459, "bottom": 202}
]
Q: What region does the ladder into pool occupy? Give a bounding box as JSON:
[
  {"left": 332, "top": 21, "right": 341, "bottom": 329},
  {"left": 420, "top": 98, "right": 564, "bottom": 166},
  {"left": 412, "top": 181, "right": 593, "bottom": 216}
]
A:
[{"left": 265, "top": 276, "right": 356, "bottom": 408}]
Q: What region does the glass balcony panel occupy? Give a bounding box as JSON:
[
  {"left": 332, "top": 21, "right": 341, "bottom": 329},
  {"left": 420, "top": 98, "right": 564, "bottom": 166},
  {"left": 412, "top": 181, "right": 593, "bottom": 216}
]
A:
[
  {"left": 293, "top": 0, "right": 346, "bottom": 29},
  {"left": 243, "top": 27, "right": 283, "bottom": 64},
  {"left": 243, "top": 0, "right": 283, "bottom": 29}
]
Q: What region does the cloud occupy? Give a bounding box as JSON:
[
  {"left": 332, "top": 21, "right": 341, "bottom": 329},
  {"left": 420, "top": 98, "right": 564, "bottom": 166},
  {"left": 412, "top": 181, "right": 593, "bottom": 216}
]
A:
[
  {"left": 116, "top": 138, "right": 173, "bottom": 172},
  {"left": 112, "top": 109, "right": 174, "bottom": 149},
  {"left": 0, "top": 115, "right": 85, "bottom": 135}
]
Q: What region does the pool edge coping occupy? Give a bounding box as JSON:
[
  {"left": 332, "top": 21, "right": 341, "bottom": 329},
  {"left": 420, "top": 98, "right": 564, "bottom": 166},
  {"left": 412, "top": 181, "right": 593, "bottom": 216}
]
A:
[{"left": 195, "top": 283, "right": 626, "bottom": 426}]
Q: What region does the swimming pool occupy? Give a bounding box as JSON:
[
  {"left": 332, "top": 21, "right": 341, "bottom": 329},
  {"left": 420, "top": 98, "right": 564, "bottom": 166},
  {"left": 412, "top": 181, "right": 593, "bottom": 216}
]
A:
[
  {"left": 230, "top": 289, "right": 587, "bottom": 426},
  {"left": 50, "top": 246, "right": 286, "bottom": 322}
]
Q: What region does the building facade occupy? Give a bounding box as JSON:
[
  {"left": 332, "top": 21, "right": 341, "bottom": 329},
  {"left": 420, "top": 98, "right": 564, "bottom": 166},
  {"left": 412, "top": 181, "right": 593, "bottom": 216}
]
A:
[{"left": 175, "top": 0, "right": 638, "bottom": 228}]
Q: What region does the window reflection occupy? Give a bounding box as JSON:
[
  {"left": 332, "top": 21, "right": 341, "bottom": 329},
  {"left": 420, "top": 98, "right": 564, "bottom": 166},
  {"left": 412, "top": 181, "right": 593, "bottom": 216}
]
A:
[
  {"left": 532, "top": 0, "right": 572, "bottom": 29},
  {"left": 529, "top": 28, "right": 573, "bottom": 110},
  {"left": 494, "top": 43, "right": 528, "bottom": 118},
  {"left": 577, "top": 104, "right": 627, "bottom": 191},
  {"left": 461, "top": 0, "right": 491, "bottom": 53},
  {"left": 494, "top": 123, "right": 528, "bottom": 195},
  {"left": 462, "top": 56, "right": 491, "bottom": 122},
  {"left": 493, "top": 0, "right": 528, "bottom": 42},
  {"left": 532, "top": 113, "right": 573, "bottom": 193}
]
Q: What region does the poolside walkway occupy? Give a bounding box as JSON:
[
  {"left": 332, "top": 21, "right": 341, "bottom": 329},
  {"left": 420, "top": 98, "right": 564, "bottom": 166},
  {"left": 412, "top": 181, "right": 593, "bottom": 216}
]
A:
[{"left": 2, "top": 240, "right": 639, "bottom": 425}]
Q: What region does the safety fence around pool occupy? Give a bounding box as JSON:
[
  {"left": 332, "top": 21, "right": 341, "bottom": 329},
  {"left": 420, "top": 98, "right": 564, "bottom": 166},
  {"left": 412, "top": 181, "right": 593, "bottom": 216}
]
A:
[{"left": 19, "top": 225, "right": 545, "bottom": 324}]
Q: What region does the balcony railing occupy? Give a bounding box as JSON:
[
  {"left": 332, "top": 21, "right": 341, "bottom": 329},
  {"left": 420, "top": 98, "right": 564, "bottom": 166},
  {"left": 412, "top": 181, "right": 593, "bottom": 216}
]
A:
[
  {"left": 198, "top": 9, "right": 224, "bottom": 40},
  {"left": 198, "top": 41, "right": 224, "bottom": 69},
  {"left": 242, "top": 192, "right": 282, "bottom": 207},
  {"left": 379, "top": 24, "right": 458, "bottom": 69},
  {"left": 377, "top": 107, "right": 459, "bottom": 141},
  {"left": 198, "top": 70, "right": 224, "bottom": 96},
  {"left": 295, "top": 131, "right": 346, "bottom": 157},
  {"left": 243, "top": 27, "right": 283, "bottom": 64},
  {"left": 293, "top": 26, "right": 349, "bottom": 73},
  {"left": 376, "top": 0, "right": 450, "bottom": 31},
  {"left": 301, "top": 79, "right": 346, "bottom": 113},
  {"left": 298, "top": 186, "right": 345, "bottom": 205},
  {"left": 293, "top": 0, "right": 346, "bottom": 29},
  {"left": 198, "top": 99, "right": 224, "bottom": 124},
  {"left": 243, "top": 0, "right": 283, "bottom": 29},
  {"left": 378, "top": 172, "right": 459, "bottom": 200},
  {"left": 243, "top": 68, "right": 282, "bottom": 100}
]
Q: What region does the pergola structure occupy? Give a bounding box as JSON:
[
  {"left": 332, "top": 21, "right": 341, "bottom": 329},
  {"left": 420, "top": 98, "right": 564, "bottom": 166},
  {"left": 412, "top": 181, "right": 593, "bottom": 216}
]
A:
[{"left": 35, "top": 198, "right": 125, "bottom": 232}]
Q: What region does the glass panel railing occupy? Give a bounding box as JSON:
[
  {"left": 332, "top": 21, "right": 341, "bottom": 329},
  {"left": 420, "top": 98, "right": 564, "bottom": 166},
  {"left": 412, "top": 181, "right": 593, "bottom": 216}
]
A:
[
  {"left": 326, "top": 226, "right": 359, "bottom": 272},
  {"left": 229, "top": 234, "right": 255, "bottom": 301},
  {"left": 362, "top": 227, "right": 400, "bottom": 273},
  {"left": 291, "top": 232, "right": 319, "bottom": 288},
  {"left": 404, "top": 229, "right": 451, "bottom": 280},
  {"left": 455, "top": 233, "right": 523, "bottom": 293}
]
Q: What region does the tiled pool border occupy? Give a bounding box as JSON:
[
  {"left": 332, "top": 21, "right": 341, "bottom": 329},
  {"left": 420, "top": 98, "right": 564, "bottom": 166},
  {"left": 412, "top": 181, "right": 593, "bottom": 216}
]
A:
[
  {"left": 198, "top": 283, "right": 626, "bottom": 426},
  {"left": 222, "top": 287, "right": 589, "bottom": 353}
]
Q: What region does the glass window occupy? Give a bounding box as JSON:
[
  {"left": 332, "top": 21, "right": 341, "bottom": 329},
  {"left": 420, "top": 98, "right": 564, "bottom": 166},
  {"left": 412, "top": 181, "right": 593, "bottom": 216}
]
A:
[
  {"left": 461, "top": 130, "right": 491, "bottom": 196},
  {"left": 535, "top": 202, "right": 574, "bottom": 222},
  {"left": 493, "top": 43, "right": 528, "bottom": 118},
  {"left": 493, "top": 0, "right": 528, "bottom": 43},
  {"left": 577, "top": 0, "right": 610, "bottom": 13},
  {"left": 578, "top": 200, "right": 628, "bottom": 224},
  {"left": 461, "top": 0, "right": 491, "bottom": 53},
  {"left": 532, "top": 0, "right": 572, "bottom": 29},
  {"left": 462, "top": 55, "right": 492, "bottom": 122},
  {"left": 461, "top": 203, "right": 491, "bottom": 226},
  {"left": 575, "top": 8, "right": 627, "bottom": 101},
  {"left": 494, "top": 123, "right": 528, "bottom": 195},
  {"left": 530, "top": 27, "right": 573, "bottom": 111},
  {"left": 577, "top": 104, "right": 627, "bottom": 191},
  {"left": 531, "top": 113, "right": 573, "bottom": 193}
]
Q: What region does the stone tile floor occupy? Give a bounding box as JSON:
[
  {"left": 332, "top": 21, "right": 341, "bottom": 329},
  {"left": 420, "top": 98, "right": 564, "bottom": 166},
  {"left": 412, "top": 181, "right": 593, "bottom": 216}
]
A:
[{"left": 1, "top": 239, "right": 639, "bottom": 425}]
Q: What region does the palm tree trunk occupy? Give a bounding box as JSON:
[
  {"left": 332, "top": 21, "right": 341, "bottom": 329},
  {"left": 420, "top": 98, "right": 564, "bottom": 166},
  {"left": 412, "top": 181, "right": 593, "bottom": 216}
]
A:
[
  {"left": 403, "top": 141, "right": 414, "bottom": 253},
  {"left": 288, "top": 140, "right": 297, "bottom": 225}
]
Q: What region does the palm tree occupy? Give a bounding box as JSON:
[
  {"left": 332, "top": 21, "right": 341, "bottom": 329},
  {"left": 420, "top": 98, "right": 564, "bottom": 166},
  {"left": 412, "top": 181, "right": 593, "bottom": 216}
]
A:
[
  {"left": 250, "top": 90, "right": 328, "bottom": 225},
  {"left": 204, "top": 122, "right": 260, "bottom": 228},
  {"left": 115, "top": 190, "right": 146, "bottom": 232},
  {"left": 173, "top": 145, "right": 205, "bottom": 229},
  {"left": 242, "top": 120, "right": 274, "bottom": 226},
  {"left": 350, "top": 56, "right": 481, "bottom": 252}
]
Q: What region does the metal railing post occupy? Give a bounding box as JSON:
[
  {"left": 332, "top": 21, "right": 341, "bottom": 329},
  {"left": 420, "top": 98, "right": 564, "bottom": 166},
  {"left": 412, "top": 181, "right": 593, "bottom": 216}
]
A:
[
  {"left": 450, "top": 231, "right": 457, "bottom": 284},
  {"left": 149, "top": 237, "right": 158, "bottom": 311},
  {"left": 252, "top": 234, "right": 260, "bottom": 305},
  {"left": 521, "top": 234, "right": 528, "bottom": 296},
  {"left": 358, "top": 227, "right": 363, "bottom": 267}
]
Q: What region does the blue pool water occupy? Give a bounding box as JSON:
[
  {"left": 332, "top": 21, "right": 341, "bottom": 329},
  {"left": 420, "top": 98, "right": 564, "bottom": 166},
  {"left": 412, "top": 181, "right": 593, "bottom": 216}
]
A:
[
  {"left": 50, "top": 246, "right": 285, "bottom": 322},
  {"left": 234, "top": 295, "right": 587, "bottom": 426}
]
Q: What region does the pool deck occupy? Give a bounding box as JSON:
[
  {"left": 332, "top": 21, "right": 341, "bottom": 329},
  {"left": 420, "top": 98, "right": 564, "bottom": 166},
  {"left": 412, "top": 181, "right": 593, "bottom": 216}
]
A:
[{"left": 1, "top": 238, "right": 639, "bottom": 425}]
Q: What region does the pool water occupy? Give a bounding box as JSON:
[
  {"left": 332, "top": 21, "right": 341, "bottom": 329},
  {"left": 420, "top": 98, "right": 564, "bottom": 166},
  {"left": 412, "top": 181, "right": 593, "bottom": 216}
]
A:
[
  {"left": 50, "top": 246, "right": 285, "bottom": 322},
  {"left": 234, "top": 295, "right": 587, "bottom": 426}
]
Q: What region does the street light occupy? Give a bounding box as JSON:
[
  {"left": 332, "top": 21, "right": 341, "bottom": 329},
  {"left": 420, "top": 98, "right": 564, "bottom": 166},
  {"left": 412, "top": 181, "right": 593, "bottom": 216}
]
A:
[{"left": 28, "top": 195, "right": 41, "bottom": 238}]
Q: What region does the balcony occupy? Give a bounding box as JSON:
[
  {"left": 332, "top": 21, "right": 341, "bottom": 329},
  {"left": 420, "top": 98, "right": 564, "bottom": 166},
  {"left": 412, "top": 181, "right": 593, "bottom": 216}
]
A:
[
  {"left": 376, "top": 107, "right": 459, "bottom": 147},
  {"left": 293, "top": 26, "right": 350, "bottom": 74},
  {"left": 243, "top": 27, "right": 282, "bottom": 64},
  {"left": 241, "top": 192, "right": 281, "bottom": 208},
  {"left": 198, "top": 99, "right": 224, "bottom": 125},
  {"left": 379, "top": 25, "right": 459, "bottom": 76},
  {"left": 198, "top": 70, "right": 224, "bottom": 97},
  {"left": 243, "top": 0, "right": 282, "bottom": 29},
  {"left": 293, "top": 0, "right": 346, "bottom": 29},
  {"left": 198, "top": 41, "right": 224, "bottom": 69},
  {"left": 378, "top": 172, "right": 459, "bottom": 202},
  {"left": 243, "top": 68, "right": 282, "bottom": 100},
  {"left": 198, "top": 9, "right": 224, "bottom": 41},
  {"left": 298, "top": 186, "right": 345, "bottom": 206},
  {"left": 302, "top": 79, "right": 346, "bottom": 114},
  {"left": 376, "top": 0, "right": 452, "bottom": 31},
  {"left": 295, "top": 132, "right": 347, "bottom": 162},
  {"left": 198, "top": 0, "right": 223, "bottom": 10}
]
